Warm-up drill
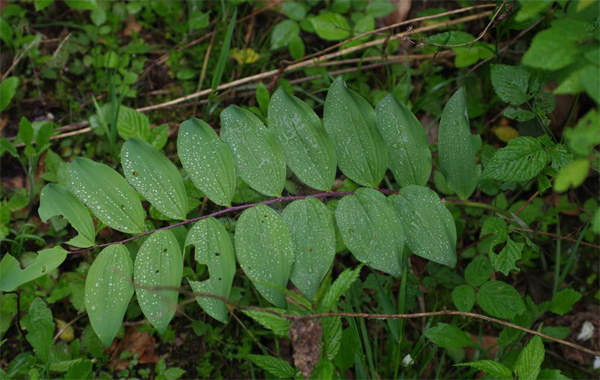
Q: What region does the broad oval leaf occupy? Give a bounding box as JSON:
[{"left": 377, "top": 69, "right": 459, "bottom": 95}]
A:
[
  {"left": 438, "top": 87, "right": 481, "bottom": 200},
  {"left": 336, "top": 188, "right": 403, "bottom": 277},
  {"left": 391, "top": 185, "right": 457, "bottom": 267},
  {"left": 323, "top": 77, "right": 387, "bottom": 187},
  {"left": 268, "top": 88, "right": 337, "bottom": 191},
  {"left": 282, "top": 197, "right": 335, "bottom": 300},
  {"left": 0, "top": 247, "right": 67, "bottom": 292},
  {"left": 69, "top": 158, "right": 146, "bottom": 234},
  {"left": 221, "top": 105, "right": 286, "bottom": 197},
  {"left": 134, "top": 230, "right": 183, "bottom": 333},
  {"left": 177, "top": 118, "right": 236, "bottom": 207},
  {"left": 375, "top": 94, "right": 432, "bottom": 187},
  {"left": 185, "top": 218, "right": 236, "bottom": 323},
  {"left": 476, "top": 280, "right": 526, "bottom": 319},
  {"left": 84, "top": 244, "right": 134, "bottom": 346},
  {"left": 39, "top": 184, "right": 95, "bottom": 248},
  {"left": 122, "top": 138, "right": 188, "bottom": 220},
  {"left": 235, "top": 204, "right": 294, "bottom": 308}
]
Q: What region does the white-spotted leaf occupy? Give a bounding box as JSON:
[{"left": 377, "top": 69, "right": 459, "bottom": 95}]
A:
[
  {"left": 122, "top": 138, "right": 188, "bottom": 220},
  {"left": 39, "top": 184, "right": 95, "bottom": 247},
  {"left": 268, "top": 88, "right": 337, "bottom": 191},
  {"left": 323, "top": 77, "right": 387, "bottom": 187},
  {"left": 375, "top": 94, "right": 432, "bottom": 187},
  {"left": 134, "top": 230, "right": 183, "bottom": 333},
  {"left": 69, "top": 158, "right": 146, "bottom": 234},
  {"left": 282, "top": 197, "right": 335, "bottom": 300},
  {"left": 177, "top": 118, "right": 236, "bottom": 207},
  {"left": 235, "top": 204, "right": 294, "bottom": 308},
  {"left": 185, "top": 218, "right": 236, "bottom": 323},
  {"left": 336, "top": 188, "right": 403, "bottom": 277},
  {"left": 0, "top": 248, "right": 67, "bottom": 292},
  {"left": 84, "top": 244, "right": 134, "bottom": 346},
  {"left": 221, "top": 105, "right": 286, "bottom": 197},
  {"left": 391, "top": 185, "right": 457, "bottom": 267}
]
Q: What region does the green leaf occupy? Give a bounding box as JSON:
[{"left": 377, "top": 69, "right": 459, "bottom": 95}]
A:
[
  {"left": 185, "top": 218, "right": 236, "bottom": 323},
  {"left": 514, "top": 336, "right": 545, "bottom": 380},
  {"left": 504, "top": 107, "right": 536, "bottom": 121},
  {"left": 211, "top": 8, "right": 236, "bottom": 90},
  {"left": 69, "top": 158, "right": 146, "bottom": 234},
  {"left": 324, "top": 77, "right": 387, "bottom": 187},
  {"left": 178, "top": 118, "right": 236, "bottom": 207},
  {"left": 550, "top": 288, "right": 582, "bottom": 315},
  {"left": 134, "top": 230, "right": 183, "bottom": 333},
  {"left": 311, "top": 12, "right": 350, "bottom": 41},
  {"left": 336, "top": 188, "right": 403, "bottom": 276},
  {"left": 248, "top": 355, "right": 296, "bottom": 378},
  {"left": 375, "top": 94, "right": 432, "bottom": 187},
  {"left": 65, "top": 359, "right": 93, "bottom": 379},
  {"left": 122, "top": 138, "right": 188, "bottom": 220},
  {"left": 84, "top": 244, "right": 134, "bottom": 346},
  {"left": 268, "top": 87, "right": 337, "bottom": 191},
  {"left": 256, "top": 83, "right": 270, "bottom": 116},
  {"left": 150, "top": 124, "right": 169, "bottom": 150},
  {"left": 221, "top": 105, "right": 286, "bottom": 197},
  {"left": 34, "top": 0, "right": 54, "bottom": 11},
  {"left": 564, "top": 109, "right": 599, "bottom": 156},
  {"left": 553, "top": 159, "right": 590, "bottom": 192},
  {"left": 64, "top": 0, "right": 97, "bottom": 10},
  {"left": 490, "top": 239, "right": 523, "bottom": 275},
  {"left": 319, "top": 265, "right": 362, "bottom": 312},
  {"left": 455, "top": 360, "right": 513, "bottom": 380},
  {"left": 282, "top": 197, "right": 336, "bottom": 300},
  {"left": 424, "top": 323, "right": 475, "bottom": 348},
  {"left": 282, "top": 2, "right": 306, "bottom": 21},
  {"left": 0, "top": 77, "right": 19, "bottom": 112},
  {"left": 391, "top": 185, "right": 457, "bottom": 268},
  {"left": 452, "top": 285, "right": 475, "bottom": 312},
  {"left": 39, "top": 184, "right": 95, "bottom": 248},
  {"left": 522, "top": 28, "right": 578, "bottom": 70},
  {"left": 23, "top": 298, "right": 54, "bottom": 363},
  {"left": 536, "top": 369, "right": 570, "bottom": 380},
  {"left": 271, "top": 20, "right": 300, "bottom": 50},
  {"left": 116, "top": 106, "right": 151, "bottom": 141},
  {"left": 242, "top": 309, "right": 290, "bottom": 337},
  {"left": 235, "top": 204, "right": 294, "bottom": 308},
  {"left": 483, "top": 137, "right": 548, "bottom": 182},
  {"left": 438, "top": 87, "right": 481, "bottom": 200},
  {"left": 477, "top": 281, "right": 526, "bottom": 319},
  {"left": 18, "top": 117, "right": 34, "bottom": 146},
  {"left": 491, "top": 64, "right": 531, "bottom": 106},
  {"left": 0, "top": 248, "right": 67, "bottom": 292},
  {"left": 481, "top": 217, "right": 508, "bottom": 239},
  {"left": 366, "top": 0, "right": 396, "bottom": 17},
  {"left": 464, "top": 256, "right": 493, "bottom": 287},
  {"left": 322, "top": 316, "right": 342, "bottom": 360}
]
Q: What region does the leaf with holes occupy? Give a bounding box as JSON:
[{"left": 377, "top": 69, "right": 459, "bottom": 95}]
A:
[
  {"left": 39, "top": 184, "right": 95, "bottom": 248},
  {"left": 221, "top": 105, "right": 286, "bottom": 197},
  {"left": 482, "top": 137, "right": 548, "bottom": 182},
  {"left": 268, "top": 88, "right": 337, "bottom": 191},
  {"left": 282, "top": 197, "right": 336, "bottom": 300},
  {"left": 85, "top": 244, "right": 134, "bottom": 346},
  {"left": 235, "top": 204, "right": 294, "bottom": 308},
  {"left": 391, "top": 185, "right": 457, "bottom": 268},
  {"left": 185, "top": 218, "right": 236, "bottom": 323},
  {"left": 134, "top": 230, "right": 183, "bottom": 333},
  {"left": 69, "top": 158, "right": 146, "bottom": 234},
  {"left": 0, "top": 247, "right": 67, "bottom": 292},
  {"left": 490, "top": 238, "right": 523, "bottom": 275},
  {"left": 375, "top": 94, "right": 432, "bottom": 187},
  {"left": 122, "top": 138, "right": 188, "bottom": 220},
  {"left": 178, "top": 118, "right": 236, "bottom": 207},
  {"left": 324, "top": 77, "right": 387, "bottom": 187},
  {"left": 336, "top": 188, "right": 403, "bottom": 277}
]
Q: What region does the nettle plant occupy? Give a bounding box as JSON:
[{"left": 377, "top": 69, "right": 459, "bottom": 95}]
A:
[{"left": 0, "top": 76, "right": 581, "bottom": 374}]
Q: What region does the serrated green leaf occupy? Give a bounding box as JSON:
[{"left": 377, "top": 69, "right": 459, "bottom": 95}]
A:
[
  {"left": 177, "top": 118, "right": 236, "bottom": 207},
  {"left": 185, "top": 218, "right": 235, "bottom": 323},
  {"left": 483, "top": 137, "right": 548, "bottom": 182},
  {"left": 268, "top": 88, "right": 337, "bottom": 191},
  {"left": 235, "top": 204, "right": 294, "bottom": 308},
  {"left": 424, "top": 323, "right": 475, "bottom": 348},
  {"left": 391, "top": 185, "right": 457, "bottom": 268},
  {"left": 336, "top": 188, "right": 403, "bottom": 276},
  {"left": 134, "top": 230, "right": 183, "bottom": 333},
  {"left": 322, "top": 316, "right": 342, "bottom": 360},
  {"left": 490, "top": 239, "right": 523, "bottom": 275},
  {"left": 477, "top": 281, "right": 526, "bottom": 319},
  {"left": 491, "top": 64, "right": 531, "bottom": 106},
  {"left": 311, "top": 12, "right": 350, "bottom": 40},
  {"left": 320, "top": 266, "right": 361, "bottom": 312},
  {"left": 39, "top": 184, "right": 95, "bottom": 248},
  {"left": 375, "top": 94, "right": 432, "bottom": 187},
  {"left": 69, "top": 158, "right": 146, "bottom": 234},
  {"left": 271, "top": 20, "right": 300, "bottom": 50},
  {"left": 464, "top": 256, "right": 493, "bottom": 287},
  {"left": 23, "top": 298, "right": 54, "bottom": 362},
  {"left": 324, "top": 77, "right": 387, "bottom": 187},
  {"left": 550, "top": 288, "right": 582, "bottom": 315},
  {"left": 481, "top": 217, "right": 508, "bottom": 238},
  {"left": 537, "top": 369, "right": 570, "bottom": 380},
  {"left": 122, "top": 138, "right": 188, "bottom": 220},
  {"left": 438, "top": 87, "right": 481, "bottom": 200},
  {"left": 0, "top": 248, "right": 67, "bottom": 292},
  {"left": 85, "top": 244, "right": 134, "bottom": 346},
  {"left": 514, "top": 336, "right": 545, "bottom": 380},
  {"left": 0, "top": 77, "right": 19, "bottom": 112},
  {"left": 282, "top": 197, "right": 335, "bottom": 300},
  {"left": 522, "top": 28, "right": 578, "bottom": 71},
  {"left": 452, "top": 285, "right": 475, "bottom": 312},
  {"left": 221, "top": 105, "right": 286, "bottom": 197},
  {"left": 242, "top": 309, "right": 290, "bottom": 337},
  {"left": 455, "top": 360, "right": 513, "bottom": 380},
  {"left": 116, "top": 106, "right": 150, "bottom": 141},
  {"left": 248, "top": 354, "right": 296, "bottom": 378},
  {"left": 504, "top": 107, "right": 536, "bottom": 121}
]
